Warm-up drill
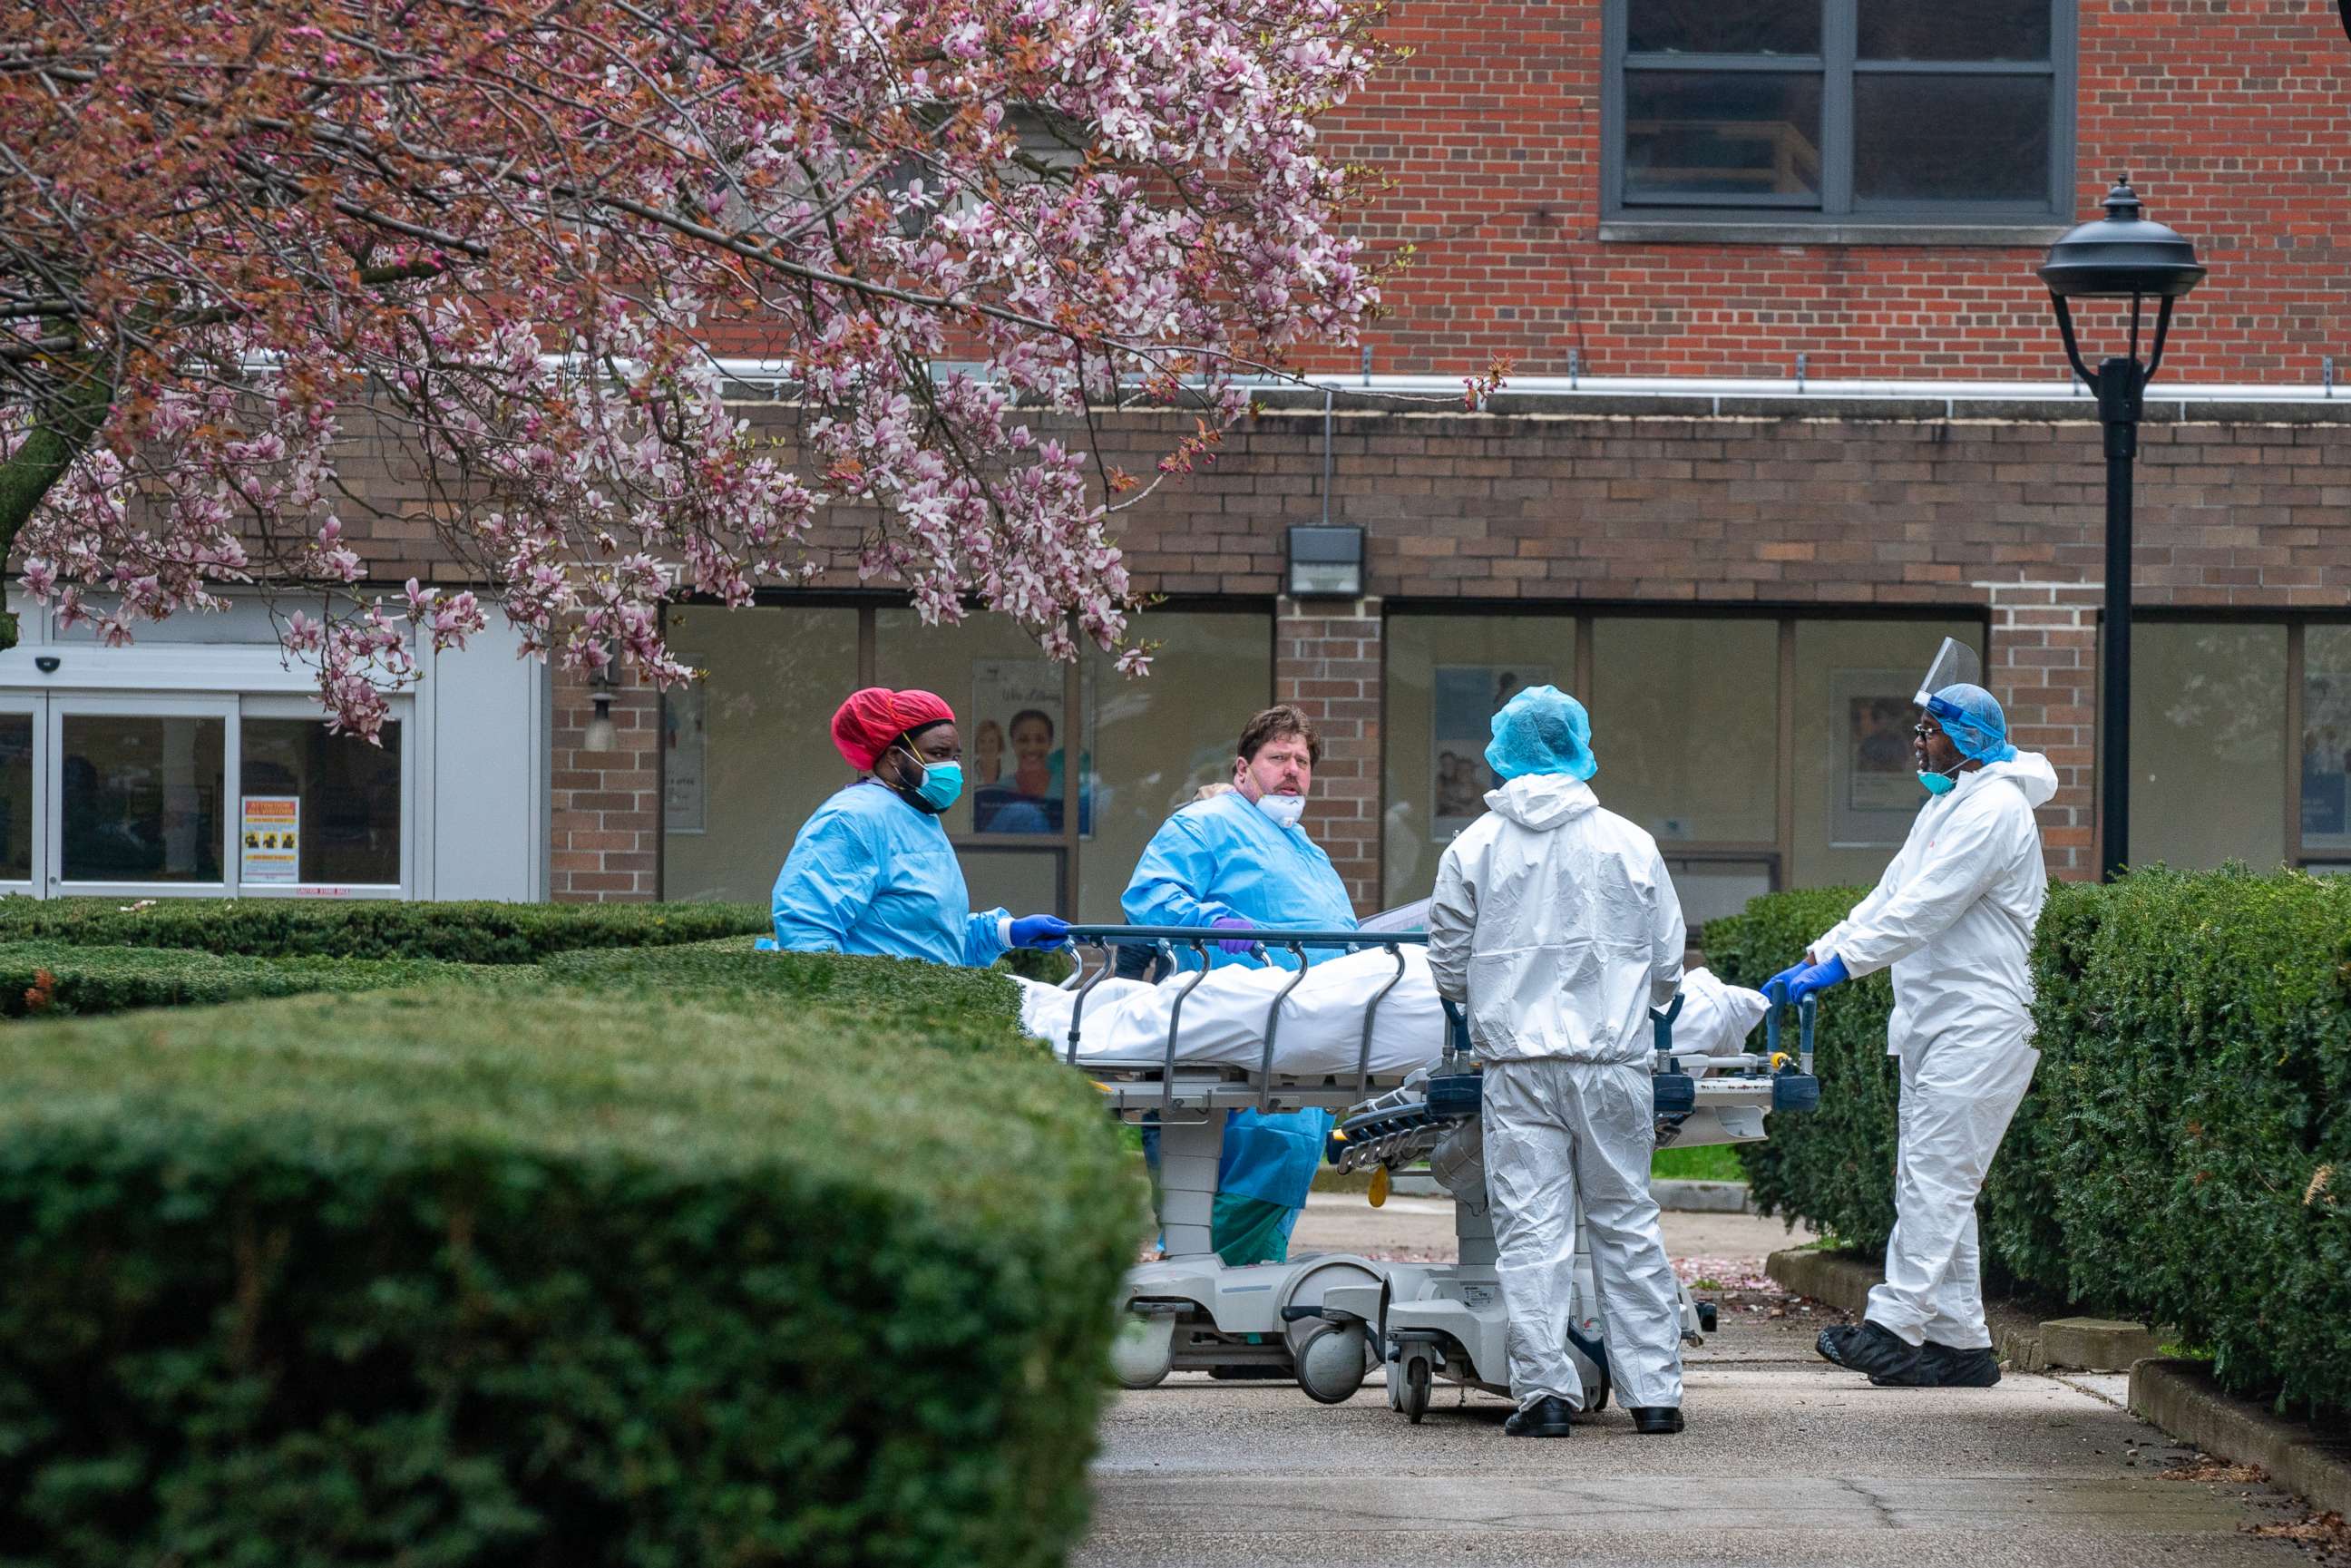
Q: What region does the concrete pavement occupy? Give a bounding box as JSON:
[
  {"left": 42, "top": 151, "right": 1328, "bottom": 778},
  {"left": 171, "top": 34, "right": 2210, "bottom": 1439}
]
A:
[{"left": 1081, "top": 1204, "right": 2317, "bottom": 1567}]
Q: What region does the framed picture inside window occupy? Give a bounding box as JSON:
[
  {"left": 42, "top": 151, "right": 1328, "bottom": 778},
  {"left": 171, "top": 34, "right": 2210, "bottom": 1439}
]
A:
[
  {"left": 970, "top": 659, "right": 1093, "bottom": 836},
  {"left": 1830, "top": 668, "right": 1919, "bottom": 846},
  {"left": 1431, "top": 664, "right": 1552, "bottom": 842}
]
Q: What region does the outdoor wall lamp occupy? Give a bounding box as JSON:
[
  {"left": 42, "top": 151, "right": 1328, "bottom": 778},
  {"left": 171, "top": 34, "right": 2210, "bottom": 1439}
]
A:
[
  {"left": 2036, "top": 177, "right": 2207, "bottom": 882},
  {"left": 581, "top": 641, "right": 620, "bottom": 754},
  {"left": 1287, "top": 524, "right": 1365, "bottom": 599}
]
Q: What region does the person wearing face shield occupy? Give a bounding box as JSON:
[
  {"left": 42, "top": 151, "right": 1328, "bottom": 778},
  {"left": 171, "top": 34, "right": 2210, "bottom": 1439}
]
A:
[
  {"left": 1762, "top": 642, "right": 2059, "bottom": 1389},
  {"left": 765, "top": 687, "right": 1069, "bottom": 965},
  {"left": 1121, "top": 706, "right": 1360, "bottom": 1268},
  {"left": 1426, "top": 686, "right": 1689, "bottom": 1438}
]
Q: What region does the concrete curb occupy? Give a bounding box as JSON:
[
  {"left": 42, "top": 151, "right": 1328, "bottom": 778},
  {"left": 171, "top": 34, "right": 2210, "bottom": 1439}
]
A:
[
  {"left": 1762, "top": 1250, "right": 2141, "bottom": 1376},
  {"left": 2129, "top": 1359, "right": 2351, "bottom": 1520},
  {"left": 1652, "top": 1179, "right": 1753, "bottom": 1213}
]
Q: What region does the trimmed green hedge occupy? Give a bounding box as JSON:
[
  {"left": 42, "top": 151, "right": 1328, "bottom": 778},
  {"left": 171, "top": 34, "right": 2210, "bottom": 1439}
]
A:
[
  {"left": 541, "top": 939, "right": 1027, "bottom": 1038},
  {"left": 0, "top": 941, "right": 493, "bottom": 1018},
  {"left": 0, "top": 896, "right": 766, "bottom": 963},
  {"left": 0, "top": 970, "right": 1140, "bottom": 1565},
  {"left": 1710, "top": 868, "right": 2351, "bottom": 1416}
]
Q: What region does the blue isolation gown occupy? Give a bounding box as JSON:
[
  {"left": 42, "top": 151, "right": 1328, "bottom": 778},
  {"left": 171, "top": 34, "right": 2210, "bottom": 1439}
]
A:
[
  {"left": 767, "top": 781, "right": 1010, "bottom": 968},
  {"left": 1123, "top": 791, "right": 1359, "bottom": 1255}
]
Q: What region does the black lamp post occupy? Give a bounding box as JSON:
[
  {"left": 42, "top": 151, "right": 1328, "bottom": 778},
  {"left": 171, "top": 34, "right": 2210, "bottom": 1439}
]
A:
[{"left": 2037, "top": 178, "right": 2207, "bottom": 882}]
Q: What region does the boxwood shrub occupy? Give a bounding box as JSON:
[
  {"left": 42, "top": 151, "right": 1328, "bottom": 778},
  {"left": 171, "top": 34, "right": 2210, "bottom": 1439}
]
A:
[
  {"left": 0, "top": 941, "right": 493, "bottom": 1018},
  {"left": 0, "top": 975, "right": 1140, "bottom": 1566},
  {"left": 1708, "top": 867, "right": 2351, "bottom": 1417},
  {"left": 0, "top": 896, "right": 766, "bottom": 963}
]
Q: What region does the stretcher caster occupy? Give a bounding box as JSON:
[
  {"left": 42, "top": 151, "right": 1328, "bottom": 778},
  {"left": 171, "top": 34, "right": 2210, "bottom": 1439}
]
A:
[
  {"left": 1697, "top": 1300, "right": 1719, "bottom": 1334},
  {"left": 1295, "top": 1322, "right": 1371, "bottom": 1405},
  {"left": 1110, "top": 1311, "right": 1177, "bottom": 1390},
  {"left": 1399, "top": 1354, "right": 1433, "bottom": 1424}
]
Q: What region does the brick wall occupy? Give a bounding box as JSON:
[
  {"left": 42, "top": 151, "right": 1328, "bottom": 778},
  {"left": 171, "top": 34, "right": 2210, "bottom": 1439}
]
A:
[
  {"left": 1276, "top": 598, "right": 1384, "bottom": 897},
  {"left": 549, "top": 666, "right": 661, "bottom": 901},
  {"left": 1305, "top": 0, "right": 2349, "bottom": 383}
]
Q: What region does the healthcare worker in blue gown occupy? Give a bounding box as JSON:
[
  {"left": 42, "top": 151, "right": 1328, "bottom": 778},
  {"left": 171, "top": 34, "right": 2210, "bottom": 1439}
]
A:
[
  {"left": 766, "top": 687, "right": 1069, "bottom": 964},
  {"left": 1123, "top": 704, "right": 1360, "bottom": 1267}
]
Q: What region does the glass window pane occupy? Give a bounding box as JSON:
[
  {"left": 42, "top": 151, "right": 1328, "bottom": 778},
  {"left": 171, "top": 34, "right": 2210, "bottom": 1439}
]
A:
[
  {"left": 1666, "top": 859, "right": 1775, "bottom": 937},
  {"left": 2132, "top": 623, "right": 2287, "bottom": 872},
  {"left": 1629, "top": 0, "right": 1820, "bottom": 55},
  {"left": 2301, "top": 626, "right": 2351, "bottom": 857},
  {"left": 1591, "top": 618, "right": 1778, "bottom": 846},
  {"left": 1623, "top": 73, "right": 1823, "bottom": 202},
  {"left": 0, "top": 715, "right": 29, "bottom": 881},
  {"left": 660, "top": 605, "right": 860, "bottom": 903},
  {"left": 1854, "top": 73, "right": 2051, "bottom": 205},
  {"left": 1791, "top": 619, "right": 1984, "bottom": 888},
  {"left": 1382, "top": 614, "right": 1576, "bottom": 908},
  {"left": 1078, "top": 612, "right": 1273, "bottom": 923},
  {"left": 1858, "top": 0, "right": 2051, "bottom": 62},
  {"left": 62, "top": 715, "right": 225, "bottom": 883},
  {"left": 240, "top": 718, "right": 402, "bottom": 886}
]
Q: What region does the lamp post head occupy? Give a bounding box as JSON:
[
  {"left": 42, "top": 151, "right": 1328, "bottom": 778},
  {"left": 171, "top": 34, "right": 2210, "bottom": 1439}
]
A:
[{"left": 2037, "top": 177, "right": 2207, "bottom": 299}]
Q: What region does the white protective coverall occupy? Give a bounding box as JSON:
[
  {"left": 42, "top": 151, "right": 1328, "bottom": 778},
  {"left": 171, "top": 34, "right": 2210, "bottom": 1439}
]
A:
[
  {"left": 1428, "top": 774, "right": 1686, "bottom": 1412},
  {"left": 1810, "top": 750, "right": 2059, "bottom": 1350}
]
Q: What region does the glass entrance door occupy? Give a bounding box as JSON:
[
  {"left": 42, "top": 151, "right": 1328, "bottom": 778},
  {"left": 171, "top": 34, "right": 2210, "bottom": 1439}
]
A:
[
  {"left": 45, "top": 696, "right": 237, "bottom": 898},
  {"left": 0, "top": 696, "right": 41, "bottom": 897}
]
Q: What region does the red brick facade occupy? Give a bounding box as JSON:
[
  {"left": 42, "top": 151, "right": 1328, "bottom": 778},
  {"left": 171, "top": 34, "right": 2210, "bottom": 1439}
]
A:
[{"left": 1322, "top": 0, "right": 2348, "bottom": 383}]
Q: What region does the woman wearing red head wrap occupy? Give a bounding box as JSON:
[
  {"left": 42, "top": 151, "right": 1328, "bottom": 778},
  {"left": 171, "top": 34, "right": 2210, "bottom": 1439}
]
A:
[{"left": 765, "top": 687, "right": 1068, "bottom": 966}]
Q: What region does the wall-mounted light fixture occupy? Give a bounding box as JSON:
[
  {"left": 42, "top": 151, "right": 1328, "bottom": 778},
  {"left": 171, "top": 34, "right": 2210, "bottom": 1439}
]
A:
[
  {"left": 1286, "top": 524, "right": 1364, "bottom": 599},
  {"left": 581, "top": 643, "right": 620, "bottom": 753}
]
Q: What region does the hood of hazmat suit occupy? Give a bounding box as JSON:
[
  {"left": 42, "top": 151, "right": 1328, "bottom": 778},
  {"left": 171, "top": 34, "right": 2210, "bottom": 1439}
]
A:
[
  {"left": 768, "top": 781, "right": 1011, "bottom": 968},
  {"left": 1423, "top": 768, "right": 1690, "bottom": 1414},
  {"left": 1809, "top": 747, "right": 2058, "bottom": 1352}
]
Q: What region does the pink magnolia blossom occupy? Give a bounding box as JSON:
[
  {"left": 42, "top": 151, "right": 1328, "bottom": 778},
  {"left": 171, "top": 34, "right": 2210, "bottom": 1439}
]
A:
[{"left": 0, "top": 0, "right": 1408, "bottom": 735}]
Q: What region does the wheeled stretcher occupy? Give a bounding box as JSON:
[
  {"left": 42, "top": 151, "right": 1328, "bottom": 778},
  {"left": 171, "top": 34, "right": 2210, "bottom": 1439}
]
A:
[{"left": 1040, "top": 923, "right": 1822, "bottom": 1413}]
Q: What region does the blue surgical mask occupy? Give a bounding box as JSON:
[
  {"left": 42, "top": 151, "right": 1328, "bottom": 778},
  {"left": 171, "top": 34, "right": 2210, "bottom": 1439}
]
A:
[
  {"left": 894, "top": 747, "right": 965, "bottom": 813},
  {"left": 1917, "top": 762, "right": 1965, "bottom": 796}
]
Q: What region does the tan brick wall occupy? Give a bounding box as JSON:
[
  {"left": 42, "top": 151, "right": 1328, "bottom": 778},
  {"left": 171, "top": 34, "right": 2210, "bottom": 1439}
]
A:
[
  {"left": 1276, "top": 598, "right": 1383, "bottom": 901},
  {"left": 549, "top": 666, "right": 661, "bottom": 901}
]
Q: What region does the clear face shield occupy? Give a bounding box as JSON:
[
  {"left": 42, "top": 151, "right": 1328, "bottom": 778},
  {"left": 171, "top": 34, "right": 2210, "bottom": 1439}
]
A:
[{"left": 1914, "top": 638, "right": 1982, "bottom": 708}]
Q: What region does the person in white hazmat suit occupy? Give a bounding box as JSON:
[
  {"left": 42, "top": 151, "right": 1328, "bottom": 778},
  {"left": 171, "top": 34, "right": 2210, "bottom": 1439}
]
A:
[
  {"left": 1768, "top": 647, "right": 2058, "bottom": 1389},
  {"left": 1427, "top": 686, "right": 1689, "bottom": 1439}
]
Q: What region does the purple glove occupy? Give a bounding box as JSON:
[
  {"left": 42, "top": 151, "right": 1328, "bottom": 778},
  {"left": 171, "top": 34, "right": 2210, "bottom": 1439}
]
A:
[{"left": 1212, "top": 917, "right": 1255, "bottom": 956}]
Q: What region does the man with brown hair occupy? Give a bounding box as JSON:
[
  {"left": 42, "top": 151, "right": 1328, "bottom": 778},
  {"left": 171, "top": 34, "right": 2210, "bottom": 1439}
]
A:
[{"left": 1122, "top": 704, "right": 1360, "bottom": 1265}]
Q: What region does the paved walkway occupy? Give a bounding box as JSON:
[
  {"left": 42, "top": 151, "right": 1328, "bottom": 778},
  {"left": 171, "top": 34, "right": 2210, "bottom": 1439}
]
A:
[{"left": 1080, "top": 1202, "right": 2317, "bottom": 1568}]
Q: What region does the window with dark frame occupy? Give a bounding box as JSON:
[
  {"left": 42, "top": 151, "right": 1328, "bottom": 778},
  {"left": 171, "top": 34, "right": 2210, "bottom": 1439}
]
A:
[{"left": 1608, "top": 0, "right": 2073, "bottom": 223}]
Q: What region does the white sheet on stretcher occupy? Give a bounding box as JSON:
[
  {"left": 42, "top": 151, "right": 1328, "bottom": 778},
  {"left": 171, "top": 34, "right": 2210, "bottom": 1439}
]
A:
[{"left": 1015, "top": 950, "right": 1770, "bottom": 1081}]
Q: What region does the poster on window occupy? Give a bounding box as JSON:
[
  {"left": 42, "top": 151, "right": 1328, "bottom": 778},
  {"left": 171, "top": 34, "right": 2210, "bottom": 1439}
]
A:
[
  {"left": 239, "top": 795, "right": 300, "bottom": 885},
  {"left": 969, "top": 660, "right": 1093, "bottom": 835},
  {"left": 663, "top": 683, "right": 707, "bottom": 834},
  {"left": 1431, "top": 664, "right": 1552, "bottom": 842},
  {"left": 1830, "top": 669, "right": 1921, "bottom": 847}
]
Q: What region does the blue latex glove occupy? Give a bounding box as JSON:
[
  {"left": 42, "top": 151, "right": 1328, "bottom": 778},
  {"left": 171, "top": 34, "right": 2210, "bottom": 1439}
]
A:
[
  {"left": 1761, "top": 959, "right": 1809, "bottom": 1003},
  {"left": 1212, "top": 916, "right": 1255, "bottom": 956},
  {"left": 1009, "top": 914, "right": 1070, "bottom": 951},
  {"left": 1785, "top": 954, "right": 1849, "bottom": 1007}
]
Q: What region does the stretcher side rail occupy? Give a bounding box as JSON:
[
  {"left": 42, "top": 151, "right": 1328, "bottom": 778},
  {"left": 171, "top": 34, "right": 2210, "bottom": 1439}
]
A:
[{"left": 1058, "top": 925, "right": 1429, "bottom": 1119}]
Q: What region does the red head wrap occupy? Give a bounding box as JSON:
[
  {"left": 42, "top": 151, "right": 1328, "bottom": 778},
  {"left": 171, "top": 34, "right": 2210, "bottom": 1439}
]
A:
[{"left": 831, "top": 687, "right": 955, "bottom": 771}]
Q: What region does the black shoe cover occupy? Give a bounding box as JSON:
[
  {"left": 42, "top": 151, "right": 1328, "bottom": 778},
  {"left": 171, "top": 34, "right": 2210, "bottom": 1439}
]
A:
[
  {"left": 1504, "top": 1395, "right": 1575, "bottom": 1437},
  {"left": 1822, "top": 1320, "right": 1922, "bottom": 1381},
  {"left": 1629, "top": 1406, "right": 1685, "bottom": 1435},
  {"left": 1874, "top": 1341, "right": 2001, "bottom": 1388}
]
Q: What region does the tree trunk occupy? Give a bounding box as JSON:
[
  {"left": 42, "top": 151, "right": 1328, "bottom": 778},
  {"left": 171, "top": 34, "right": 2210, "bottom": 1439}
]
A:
[{"left": 0, "top": 361, "right": 116, "bottom": 652}]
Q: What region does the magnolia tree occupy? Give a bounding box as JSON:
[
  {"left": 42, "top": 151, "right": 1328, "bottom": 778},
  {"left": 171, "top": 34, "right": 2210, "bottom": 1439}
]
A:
[{"left": 0, "top": 0, "right": 1399, "bottom": 737}]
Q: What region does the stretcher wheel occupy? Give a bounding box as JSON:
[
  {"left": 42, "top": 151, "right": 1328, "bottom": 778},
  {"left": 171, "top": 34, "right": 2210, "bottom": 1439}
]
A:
[
  {"left": 1400, "top": 1355, "right": 1432, "bottom": 1424},
  {"left": 1296, "top": 1324, "right": 1370, "bottom": 1405},
  {"left": 1109, "top": 1314, "right": 1176, "bottom": 1390}
]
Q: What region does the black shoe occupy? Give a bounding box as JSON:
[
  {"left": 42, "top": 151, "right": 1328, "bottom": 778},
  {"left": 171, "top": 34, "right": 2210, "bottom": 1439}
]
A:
[
  {"left": 1503, "top": 1395, "right": 1575, "bottom": 1437},
  {"left": 1817, "top": 1320, "right": 1922, "bottom": 1381},
  {"left": 1629, "top": 1406, "right": 1684, "bottom": 1435},
  {"left": 1874, "top": 1341, "right": 2001, "bottom": 1388}
]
